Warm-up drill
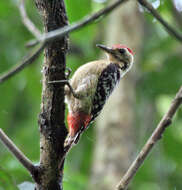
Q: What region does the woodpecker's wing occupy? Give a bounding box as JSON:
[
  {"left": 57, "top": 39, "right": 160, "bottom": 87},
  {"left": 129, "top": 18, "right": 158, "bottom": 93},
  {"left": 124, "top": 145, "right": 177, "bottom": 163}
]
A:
[
  {"left": 74, "top": 74, "right": 98, "bottom": 98},
  {"left": 70, "top": 60, "right": 109, "bottom": 91},
  {"left": 90, "top": 63, "right": 121, "bottom": 122},
  {"left": 66, "top": 60, "right": 110, "bottom": 114}
]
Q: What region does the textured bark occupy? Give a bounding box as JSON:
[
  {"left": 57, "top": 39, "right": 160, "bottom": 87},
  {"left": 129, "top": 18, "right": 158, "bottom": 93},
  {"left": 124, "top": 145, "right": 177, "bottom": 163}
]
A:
[
  {"left": 90, "top": 1, "right": 143, "bottom": 190},
  {"left": 34, "top": 0, "right": 68, "bottom": 189}
]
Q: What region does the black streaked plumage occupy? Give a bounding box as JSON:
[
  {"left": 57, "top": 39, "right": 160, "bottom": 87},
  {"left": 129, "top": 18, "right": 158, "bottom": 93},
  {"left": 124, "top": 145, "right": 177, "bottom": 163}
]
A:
[{"left": 91, "top": 63, "right": 121, "bottom": 122}]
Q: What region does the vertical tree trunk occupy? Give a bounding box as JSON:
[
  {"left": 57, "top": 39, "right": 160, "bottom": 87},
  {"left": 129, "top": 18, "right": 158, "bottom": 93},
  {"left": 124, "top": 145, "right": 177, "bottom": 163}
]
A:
[
  {"left": 34, "top": 1, "right": 68, "bottom": 189},
  {"left": 90, "top": 1, "right": 143, "bottom": 190}
]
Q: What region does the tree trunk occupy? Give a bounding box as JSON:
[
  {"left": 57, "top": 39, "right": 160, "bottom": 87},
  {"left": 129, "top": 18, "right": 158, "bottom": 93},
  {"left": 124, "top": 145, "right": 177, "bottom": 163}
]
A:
[
  {"left": 90, "top": 1, "right": 143, "bottom": 190},
  {"left": 34, "top": 0, "right": 68, "bottom": 189}
]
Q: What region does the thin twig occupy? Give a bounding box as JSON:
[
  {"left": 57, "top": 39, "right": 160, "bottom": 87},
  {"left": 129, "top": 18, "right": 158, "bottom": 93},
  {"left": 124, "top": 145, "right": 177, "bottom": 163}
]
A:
[
  {"left": 27, "top": 0, "right": 129, "bottom": 47},
  {"left": 0, "top": 128, "right": 35, "bottom": 174},
  {"left": 116, "top": 86, "right": 182, "bottom": 190},
  {"left": 138, "top": 0, "right": 182, "bottom": 43},
  {"left": 19, "top": 0, "right": 41, "bottom": 38},
  {"left": 0, "top": 43, "right": 45, "bottom": 84}
]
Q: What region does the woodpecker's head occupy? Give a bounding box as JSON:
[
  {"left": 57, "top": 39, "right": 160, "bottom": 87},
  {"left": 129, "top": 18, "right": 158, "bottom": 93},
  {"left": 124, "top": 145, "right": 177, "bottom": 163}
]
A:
[{"left": 96, "top": 44, "right": 134, "bottom": 73}]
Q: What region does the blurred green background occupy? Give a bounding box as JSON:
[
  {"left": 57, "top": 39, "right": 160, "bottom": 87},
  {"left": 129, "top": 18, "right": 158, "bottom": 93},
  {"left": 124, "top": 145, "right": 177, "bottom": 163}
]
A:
[{"left": 0, "top": 0, "right": 182, "bottom": 190}]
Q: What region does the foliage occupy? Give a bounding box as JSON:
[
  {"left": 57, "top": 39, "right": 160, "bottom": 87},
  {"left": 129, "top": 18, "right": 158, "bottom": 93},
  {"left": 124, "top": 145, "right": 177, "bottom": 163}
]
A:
[{"left": 0, "top": 0, "right": 182, "bottom": 190}]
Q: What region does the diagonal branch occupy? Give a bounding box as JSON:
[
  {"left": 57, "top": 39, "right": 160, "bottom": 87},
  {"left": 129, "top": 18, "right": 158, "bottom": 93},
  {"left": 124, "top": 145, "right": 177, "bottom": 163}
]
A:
[
  {"left": 27, "top": 0, "right": 129, "bottom": 47},
  {"left": 0, "top": 0, "right": 128, "bottom": 85},
  {"left": 116, "top": 86, "right": 182, "bottom": 190},
  {"left": 138, "top": 0, "right": 182, "bottom": 43},
  {"left": 0, "top": 128, "right": 36, "bottom": 174},
  {"left": 0, "top": 43, "right": 45, "bottom": 84},
  {"left": 19, "top": 0, "right": 41, "bottom": 38}
]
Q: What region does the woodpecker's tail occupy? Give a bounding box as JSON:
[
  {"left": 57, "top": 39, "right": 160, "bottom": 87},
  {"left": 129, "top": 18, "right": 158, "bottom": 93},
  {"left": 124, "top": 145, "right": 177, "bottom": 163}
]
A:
[
  {"left": 64, "top": 134, "right": 76, "bottom": 148},
  {"left": 64, "top": 131, "right": 80, "bottom": 148}
]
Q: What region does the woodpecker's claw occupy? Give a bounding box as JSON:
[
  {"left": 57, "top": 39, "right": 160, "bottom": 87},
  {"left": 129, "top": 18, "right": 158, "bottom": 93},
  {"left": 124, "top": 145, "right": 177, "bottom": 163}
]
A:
[
  {"left": 65, "top": 68, "right": 72, "bottom": 79},
  {"left": 48, "top": 80, "right": 81, "bottom": 99}
]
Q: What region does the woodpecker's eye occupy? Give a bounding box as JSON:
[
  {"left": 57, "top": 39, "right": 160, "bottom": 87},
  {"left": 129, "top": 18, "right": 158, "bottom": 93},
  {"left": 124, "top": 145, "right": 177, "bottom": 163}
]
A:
[{"left": 119, "top": 48, "right": 126, "bottom": 54}]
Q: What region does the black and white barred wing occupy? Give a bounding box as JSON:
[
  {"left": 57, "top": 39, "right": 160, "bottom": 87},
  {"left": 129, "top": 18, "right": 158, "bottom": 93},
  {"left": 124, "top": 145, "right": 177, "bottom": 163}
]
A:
[{"left": 91, "top": 63, "right": 121, "bottom": 122}]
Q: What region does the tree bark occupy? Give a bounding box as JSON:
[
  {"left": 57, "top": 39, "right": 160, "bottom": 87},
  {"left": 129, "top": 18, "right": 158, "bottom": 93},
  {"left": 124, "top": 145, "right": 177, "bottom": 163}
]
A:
[
  {"left": 90, "top": 1, "right": 143, "bottom": 190},
  {"left": 34, "top": 0, "right": 68, "bottom": 189}
]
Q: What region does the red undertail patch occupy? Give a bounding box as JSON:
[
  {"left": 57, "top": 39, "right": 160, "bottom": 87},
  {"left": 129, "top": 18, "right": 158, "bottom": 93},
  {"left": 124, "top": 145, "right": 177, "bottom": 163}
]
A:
[{"left": 67, "top": 112, "right": 91, "bottom": 137}]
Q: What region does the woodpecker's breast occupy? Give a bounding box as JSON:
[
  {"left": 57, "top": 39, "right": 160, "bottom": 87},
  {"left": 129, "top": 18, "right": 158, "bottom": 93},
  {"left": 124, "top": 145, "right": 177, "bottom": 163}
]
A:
[{"left": 91, "top": 63, "right": 121, "bottom": 121}]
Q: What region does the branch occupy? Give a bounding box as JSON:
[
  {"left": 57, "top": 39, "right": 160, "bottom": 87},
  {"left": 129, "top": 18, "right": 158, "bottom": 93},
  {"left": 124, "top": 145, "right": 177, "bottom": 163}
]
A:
[
  {"left": 138, "top": 0, "right": 182, "bottom": 43},
  {"left": 27, "top": 0, "right": 129, "bottom": 47},
  {"left": 0, "top": 128, "right": 35, "bottom": 174},
  {"left": 0, "top": 43, "right": 45, "bottom": 84},
  {"left": 19, "top": 0, "right": 41, "bottom": 38},
  {"left": 116, "top": 86, "right": 182, "bottom": 190},
  {"left": 0, "top": 0, "right": 128, "bottom": 84},
  {"left": 35, "top": 0, "right": 69, "bottom": 188}
]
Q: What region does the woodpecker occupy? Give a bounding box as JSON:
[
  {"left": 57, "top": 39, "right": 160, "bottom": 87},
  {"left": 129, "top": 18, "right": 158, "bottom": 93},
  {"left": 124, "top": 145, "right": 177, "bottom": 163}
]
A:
[{"left": 64, "top": 44, "right": 134, "bottom": 145}]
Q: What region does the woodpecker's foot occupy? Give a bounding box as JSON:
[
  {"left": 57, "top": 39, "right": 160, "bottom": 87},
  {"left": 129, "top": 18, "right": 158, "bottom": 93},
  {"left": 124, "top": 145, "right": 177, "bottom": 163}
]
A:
[
  {"left": 48, "top": 80, "right": 83, "bottom": 99},
  {"left": 64, "top": 81, "right": 82, "bottom": 99},
  {"left": 62, "top": 80, "right": 85, "bottom": 99},
  {"left": 65, "top": 68, "right": 72, "bottom": 79}
]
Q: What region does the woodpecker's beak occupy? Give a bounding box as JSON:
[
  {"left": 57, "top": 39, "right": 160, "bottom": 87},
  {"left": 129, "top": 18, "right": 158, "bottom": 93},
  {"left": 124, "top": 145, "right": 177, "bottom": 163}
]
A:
[{"left": 96, "top": 44, "right": 114, "bottom": 54}]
